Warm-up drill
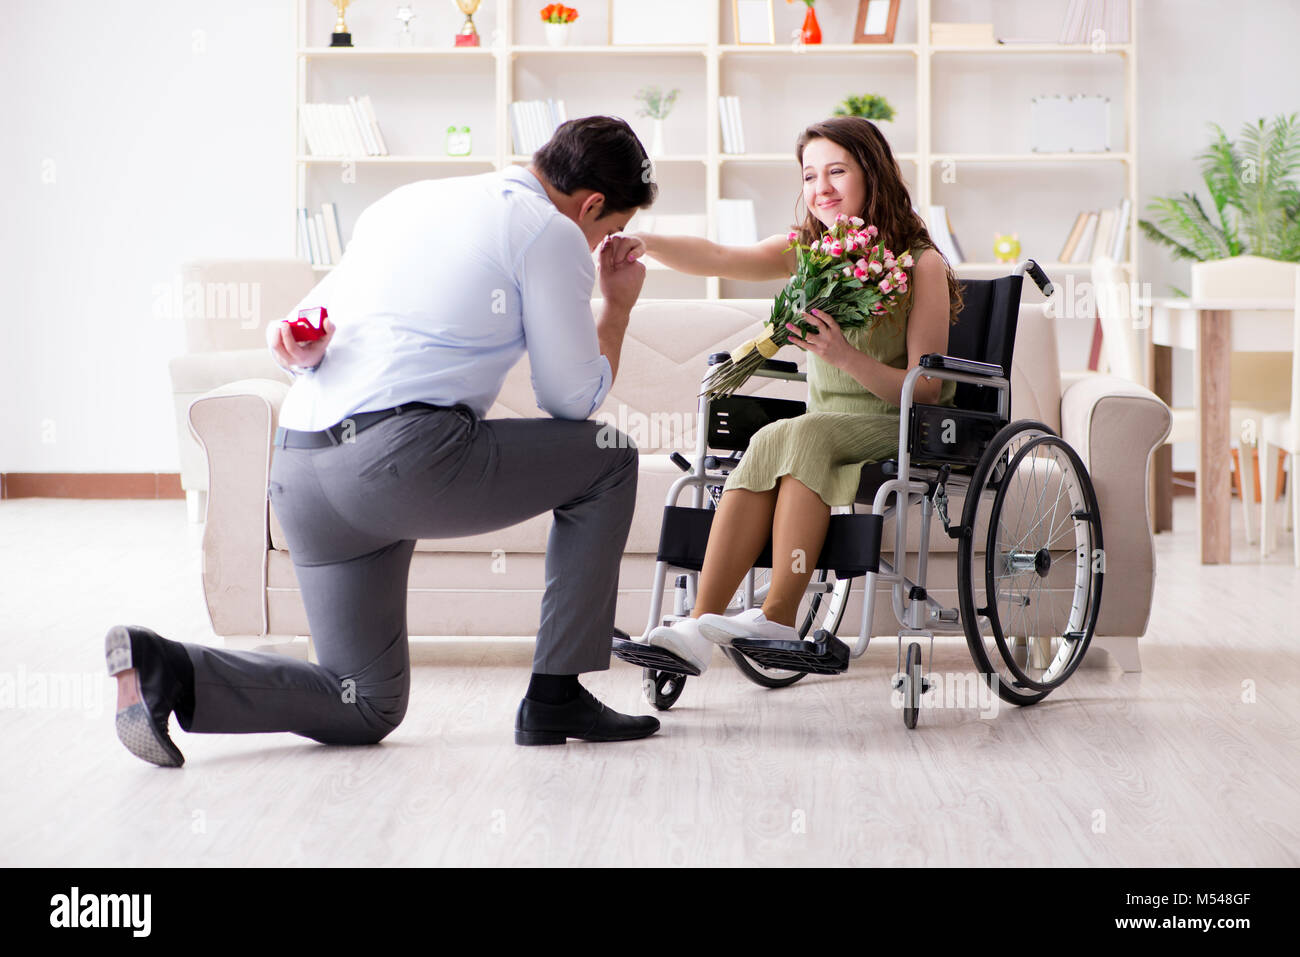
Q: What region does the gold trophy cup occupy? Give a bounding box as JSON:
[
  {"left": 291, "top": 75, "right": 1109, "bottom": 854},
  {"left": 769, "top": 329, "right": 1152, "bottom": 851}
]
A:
[
  {"left": 454, "top": 0, "right": 482, "bottom": 47},
  {"left": 329, "top": 0, "right": 354, "bottom": 47}
]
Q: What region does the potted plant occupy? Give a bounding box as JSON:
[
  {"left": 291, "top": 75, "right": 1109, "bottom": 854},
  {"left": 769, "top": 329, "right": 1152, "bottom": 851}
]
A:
[
  {"left": 1140, "top": 112, "right": 1300, "bottom": 292},
  {"left": 834, "top": 93, "right": 896, "bottom": 137},
  {"left": 634, "top": 85, "right": 681, "bottom": 157},
  {"left": 540, "top": 4, "right": 579, "bottom": 47}
]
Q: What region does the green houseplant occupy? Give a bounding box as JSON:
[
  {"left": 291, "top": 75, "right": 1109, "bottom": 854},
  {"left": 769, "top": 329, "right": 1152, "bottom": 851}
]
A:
[
  {"left": 634, "top": 85, "right": 680, "bottom": 157},
  {"left": 833, "top": 93, "right": 896, "bottom": 123},
  {"left": 1140, "top": 113, "right": 1300, "bottom": 268}
]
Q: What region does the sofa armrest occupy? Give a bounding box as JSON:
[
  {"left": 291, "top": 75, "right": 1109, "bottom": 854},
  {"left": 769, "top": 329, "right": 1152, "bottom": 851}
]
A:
[
  {"left": 1060, "top": 373, "right": 1173, "bottom": 638},
  {"left": 187, "top": 378, "right": 291, "bottom": 636}
]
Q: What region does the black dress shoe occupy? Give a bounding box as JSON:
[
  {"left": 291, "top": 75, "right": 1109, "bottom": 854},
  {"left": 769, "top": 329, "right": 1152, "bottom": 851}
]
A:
[
  {"left": 515, "top": 686, "right": 660, "bottom": 746},
  {"left": 104, "top": 625, "right": 193, "bottom": 767}
]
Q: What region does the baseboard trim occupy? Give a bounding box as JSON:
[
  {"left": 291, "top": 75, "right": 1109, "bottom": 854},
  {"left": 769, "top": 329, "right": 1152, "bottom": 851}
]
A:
[{"left": 0, "top": 473, "right": 185, "bottom": 500}]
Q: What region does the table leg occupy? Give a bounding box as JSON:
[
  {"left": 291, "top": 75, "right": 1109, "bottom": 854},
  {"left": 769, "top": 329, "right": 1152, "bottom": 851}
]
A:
[
  {"left": 1152, "top": 344, "right": 1173, "bottom": 533},
  {"left": 1197, "top": 310, "right": 1232, "bottom": 563}
]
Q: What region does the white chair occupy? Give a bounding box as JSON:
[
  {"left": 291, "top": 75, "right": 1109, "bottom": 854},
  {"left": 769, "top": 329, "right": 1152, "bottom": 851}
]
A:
[
  {"left": 1190, "top": 255, "right": 1297, "bottom": 546},
  {"left": 1259, "top": 266, "right": 1300, "bottom": 565}
]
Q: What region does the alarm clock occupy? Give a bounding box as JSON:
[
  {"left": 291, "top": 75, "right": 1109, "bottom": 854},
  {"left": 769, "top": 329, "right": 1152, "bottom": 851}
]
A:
[{"left": 446, "top": 126, "right": 472, "bottom": 157}]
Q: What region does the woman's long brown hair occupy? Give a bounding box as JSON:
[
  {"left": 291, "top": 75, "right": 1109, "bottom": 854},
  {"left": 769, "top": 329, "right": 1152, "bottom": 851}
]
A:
[{"left": 793, "top": 116, "right": 963, "bottom": 326}]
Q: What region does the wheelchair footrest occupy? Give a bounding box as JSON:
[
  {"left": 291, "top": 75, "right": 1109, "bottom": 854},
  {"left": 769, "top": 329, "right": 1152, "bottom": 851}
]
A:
[
  {"left": 731, "top": 631, "right": 850, "bottom": 676},
  {"left": 611, "top": 637, "right": 702, "bottom": 677}
]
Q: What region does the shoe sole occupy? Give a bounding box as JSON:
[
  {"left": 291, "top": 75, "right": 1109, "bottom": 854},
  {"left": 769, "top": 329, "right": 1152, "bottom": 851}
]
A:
[
  {"left": 611, "top": 636, "right": 703, "bottom": 676},
  {"left": 697, "top": 618, "right": 756, "bottom": 647},
  {"left": 105, "top": 626, "right": 184, "bottom": 768},
  {"left": 514, "top": 725, "right": 659, "bottom": 746}
]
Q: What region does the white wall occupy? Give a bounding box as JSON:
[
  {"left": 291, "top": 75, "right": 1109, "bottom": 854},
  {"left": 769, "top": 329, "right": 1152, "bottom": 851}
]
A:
[{"left": 2, "top": 1, "right": 1297, "bottom": 473}]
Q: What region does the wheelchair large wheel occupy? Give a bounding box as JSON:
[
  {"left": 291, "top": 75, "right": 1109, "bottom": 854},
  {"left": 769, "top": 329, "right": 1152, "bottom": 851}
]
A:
[{"left": 957, "top": 420, "right": 1103, "bottom": 707}]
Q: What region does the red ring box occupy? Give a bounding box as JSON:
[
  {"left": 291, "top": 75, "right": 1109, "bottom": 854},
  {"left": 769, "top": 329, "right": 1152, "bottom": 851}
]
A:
[{"left": 289, "top": 306, "right": 328, "bottom": 343}]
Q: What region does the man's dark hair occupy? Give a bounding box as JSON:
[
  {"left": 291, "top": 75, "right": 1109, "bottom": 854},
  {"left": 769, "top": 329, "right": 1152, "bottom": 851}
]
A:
[{"left": 534, "top": 115, "right": 658, "bottom": 216}]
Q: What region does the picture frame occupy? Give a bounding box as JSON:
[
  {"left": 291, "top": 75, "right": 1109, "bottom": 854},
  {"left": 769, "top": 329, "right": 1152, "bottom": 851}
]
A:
[
  {"left": 854, "top": 0, "right": 900, "bottom": 44},
  {"left": 609, "top": 0, "right": 708, "bottom": 46},
  {"left": 732, "top": 0, "right": 775, "bottom": 45}
]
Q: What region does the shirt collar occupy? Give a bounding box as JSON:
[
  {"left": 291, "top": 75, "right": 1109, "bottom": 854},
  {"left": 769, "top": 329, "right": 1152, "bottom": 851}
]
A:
[{"left": 503, "top": 165, "right": 549, "bottom": 201}]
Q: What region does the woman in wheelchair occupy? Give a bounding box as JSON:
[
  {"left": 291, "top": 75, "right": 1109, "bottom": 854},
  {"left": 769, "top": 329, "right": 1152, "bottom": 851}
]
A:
[{"left": 623, "top": 116, "right": 964, "bottom": 674}]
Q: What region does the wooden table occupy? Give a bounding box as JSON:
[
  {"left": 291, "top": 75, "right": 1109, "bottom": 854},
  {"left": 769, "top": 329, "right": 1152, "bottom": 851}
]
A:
[{"left": 1140, "top": 297, "right": 1294, "bottom": 564}]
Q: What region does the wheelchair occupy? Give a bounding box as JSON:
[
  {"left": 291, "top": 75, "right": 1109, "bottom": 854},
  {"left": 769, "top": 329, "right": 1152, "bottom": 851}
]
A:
[{"left": 612, "top": 260, "right": 1104, "bottom": 729}]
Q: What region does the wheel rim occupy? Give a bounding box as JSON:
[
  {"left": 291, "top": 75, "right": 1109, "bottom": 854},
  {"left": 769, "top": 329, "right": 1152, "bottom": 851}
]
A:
[{"left": 978, "top": 435, "right": 1101, "bottom": 693}]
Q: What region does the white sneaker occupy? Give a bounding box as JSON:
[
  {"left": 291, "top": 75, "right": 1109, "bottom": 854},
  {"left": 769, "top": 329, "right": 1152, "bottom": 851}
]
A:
[
  {"left": 646, "top": 617, "right": 713, "bottom": 674},
  {"left": 697, "top": 607, "right": 800, "bottom": 646}
]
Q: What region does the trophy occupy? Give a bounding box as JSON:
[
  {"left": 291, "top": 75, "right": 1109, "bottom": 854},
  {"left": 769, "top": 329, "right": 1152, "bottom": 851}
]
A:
[
  {"left": 454, "top": 0, "right": 482, "bottom": 47},
  {"left": 328, "top": 0, "right": 354, "bottom": 47},
  {"left": 395, "top": 5, "right": 417, "bottom": 48}
]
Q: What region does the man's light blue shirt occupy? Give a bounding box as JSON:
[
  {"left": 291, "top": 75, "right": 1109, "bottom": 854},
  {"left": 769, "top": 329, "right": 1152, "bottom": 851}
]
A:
[{"left": 277, "top": 166, "right": 612, "bottom": 431}]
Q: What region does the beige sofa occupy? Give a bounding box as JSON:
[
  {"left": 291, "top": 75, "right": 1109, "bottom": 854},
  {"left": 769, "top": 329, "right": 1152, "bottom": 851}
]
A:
[{"left": 184, "top": 293, "right": 1172, "bottom": 672}]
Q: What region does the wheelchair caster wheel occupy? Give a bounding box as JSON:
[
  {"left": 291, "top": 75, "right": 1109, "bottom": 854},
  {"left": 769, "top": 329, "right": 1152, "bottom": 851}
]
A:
[
  {"left": 643, "top": 668, "right": 687, "bottom": 711},
  {"left": 902, "top": 642, "right": 923, "bottom": 730}
]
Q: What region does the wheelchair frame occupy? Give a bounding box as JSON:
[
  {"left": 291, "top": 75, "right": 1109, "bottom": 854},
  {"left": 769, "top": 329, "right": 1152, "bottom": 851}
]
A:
[{"left": 622, "top": 261, "right": 1100, "bottom": 725}]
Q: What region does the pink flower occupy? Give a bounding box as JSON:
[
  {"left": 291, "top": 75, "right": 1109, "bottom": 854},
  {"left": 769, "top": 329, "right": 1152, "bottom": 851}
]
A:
[
  {"left": 869, "top": 260, "right": 883, "bottom": 274},
  {"left": 850, "top": 216, "right": 865, "bottom": 228},
  {"left": 842, "top": 263, "right": 853, "bottom": 276},
  {"left": 787, "top": 230, "right": 799, "bottom": 243},
  {"left": 829, "top": 241, "right": 844, "bottom": 257},
  {"left": 835, "top": 212, "right": 849, "bottom": 225},
  {"left": 866, "top": 225, "right": 879, "bottom": 238},
  {"left": 880, "top": 279, "right": 893, "bottom": 294},
  {"left": 853, "top": 262, "right": 870, "bottom": 280},
  {"left": 900, "top": 252, "right": 914, "bottom": 267},
  {"left": 892, "top": 269, "right": 905, "bottom": 283},
  {"left": 883, "top": 248, "right": 894, "bottom": 260}
]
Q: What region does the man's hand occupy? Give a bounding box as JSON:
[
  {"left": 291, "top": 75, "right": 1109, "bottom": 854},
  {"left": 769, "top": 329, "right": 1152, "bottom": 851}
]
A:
[
  {"left": 267, "top": 315, "right": 336, "bottom": 373},
  {"left": 597, "top": 234, "right": 646, "bottom": 312}
]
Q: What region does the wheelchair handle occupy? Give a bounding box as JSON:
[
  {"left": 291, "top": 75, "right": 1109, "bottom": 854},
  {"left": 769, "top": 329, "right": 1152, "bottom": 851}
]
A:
[{"left": 1015, "top": 259, "right": 1055, "bottom": 298}]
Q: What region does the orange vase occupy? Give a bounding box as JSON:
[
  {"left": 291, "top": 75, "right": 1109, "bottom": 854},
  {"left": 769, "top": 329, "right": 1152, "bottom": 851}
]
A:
[{"left": 801, "top": 5, "right": 822, "bottom": 44}]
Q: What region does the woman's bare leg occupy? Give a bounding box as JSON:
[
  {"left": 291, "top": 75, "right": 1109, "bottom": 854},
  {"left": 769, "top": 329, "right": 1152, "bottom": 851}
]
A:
[
  {"left": 762, "top": 477, "right": 831, "bottom": 627},
  {"left": 691, "top": 487, "right": 779, "bottom": 617}
]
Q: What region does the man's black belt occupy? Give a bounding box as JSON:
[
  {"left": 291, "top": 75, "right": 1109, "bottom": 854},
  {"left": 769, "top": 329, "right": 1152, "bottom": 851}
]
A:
[{"left": 274, "top": 402, "right": 448, "bottom": 449}]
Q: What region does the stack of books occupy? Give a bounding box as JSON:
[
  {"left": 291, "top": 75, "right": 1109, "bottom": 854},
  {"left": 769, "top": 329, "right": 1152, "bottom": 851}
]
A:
[
  {"left": 1057, "top": 198, "right": 1131, "bottom": 264},
  {"left": 509, "top": 99, "right": 567, "bottom": 155},
  {"left": 297, "top": 203, "right": 346, "bottom": 267},
  {"left": 718, "top": 96, "right": 746, "bottom": 154},
  {"left": 925, "top": 205, "right": 966, "bottom": 266},
  {"left": 299, "top": 97, "right": 389, "bottom": 157},
  {"left": 931, "top": 22, "right": 995, "bottom": 45},
  {"left": 1058, "top": 0, "right": 1130, "bottom": 44}
]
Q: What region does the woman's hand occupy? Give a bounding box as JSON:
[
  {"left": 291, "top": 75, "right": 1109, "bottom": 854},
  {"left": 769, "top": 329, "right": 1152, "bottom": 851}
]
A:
[
  {"left": 601, "top": 233, "right": 648, "bottom": 269},
  {"left": 786, "top": 308, "right": 856, "bottom": 371}
]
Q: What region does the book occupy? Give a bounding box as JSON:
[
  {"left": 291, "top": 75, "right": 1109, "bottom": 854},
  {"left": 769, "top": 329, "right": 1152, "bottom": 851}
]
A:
[
  {"left": 1058, "top": 212, "right": 1089, "bottom": 261},
  {"left": 1110, "top": 197, "right": 1132, "bottom": 260},
  {"left": 348, "top": 96, "right": 378, "bottom": 155},
  {"left": 359, "top": 95, "right": 388, "bottom": 155},
  {"left": 305, "top": 213, "right": 322, "bottom": 264},
  {"left": 926, "top": 205, "right": 963, "bottom": 265},
  {"left": 730, "top": 97, "right": 746, "bottom": 154},
  {"left": 945, "top": 208, "right": 965, "bottom": 261},
  {"left": 297, "top": 208, "right": 312, "bottom": 261},
  {"left": 321, "top": 202, "right": 344, "bottom": 262},
  {"left": 1072, "top": 212, "right": 1099, "bottom": 263},
  {"left": 718, "top": 96, "right": 736, "bottom": 153},
  {"left": 1090, "top": 207, "right": 1117, "bottom": 262},
  {"left": 313, "top": 211, "right": 331, "bottom": 265},
  {"left": 1059, "top": 0, "right": 1087, "bottom": 43}
]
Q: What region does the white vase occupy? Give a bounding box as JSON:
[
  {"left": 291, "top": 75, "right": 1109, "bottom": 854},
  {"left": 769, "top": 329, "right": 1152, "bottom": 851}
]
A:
[
  {"left": 544, "top": 23, "right": 570, "bottom": 47},
  {"left": 651, "top": 118, "right": 665, "bottom": 157}
]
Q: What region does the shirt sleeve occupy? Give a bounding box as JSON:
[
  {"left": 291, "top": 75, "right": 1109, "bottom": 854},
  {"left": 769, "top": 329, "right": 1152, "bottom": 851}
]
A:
[{"left": 517, "top": 216, "right": 612, "bottom": 420}]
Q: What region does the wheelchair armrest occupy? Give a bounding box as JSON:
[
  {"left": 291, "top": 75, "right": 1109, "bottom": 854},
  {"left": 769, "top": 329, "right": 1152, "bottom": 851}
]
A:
[{"left": 919, "top": 353, "right": 1004, "bottom": 378}]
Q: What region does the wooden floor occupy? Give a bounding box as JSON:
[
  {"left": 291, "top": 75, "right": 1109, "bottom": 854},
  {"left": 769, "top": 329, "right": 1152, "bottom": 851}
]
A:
[{"left": 1, "top": 495, "right": 1297, "bottom": 867}]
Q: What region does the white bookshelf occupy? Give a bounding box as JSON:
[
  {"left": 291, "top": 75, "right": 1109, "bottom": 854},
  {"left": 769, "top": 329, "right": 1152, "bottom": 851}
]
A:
[{"left": 293, "top": 0, "right": 1139, "bottom": 302}]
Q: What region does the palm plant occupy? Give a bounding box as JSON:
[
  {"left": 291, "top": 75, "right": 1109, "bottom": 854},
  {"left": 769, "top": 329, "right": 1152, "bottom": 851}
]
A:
[{"left": 1140, "top": 113, "right": 1300, "bottom": 265}]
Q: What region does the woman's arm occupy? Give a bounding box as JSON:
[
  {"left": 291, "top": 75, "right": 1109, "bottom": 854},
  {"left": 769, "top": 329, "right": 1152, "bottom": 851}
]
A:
[
  {"left": 785, "top": 248, "right": 952, "bottom": 407},
  {"left": 633, "top": 232, "right": 797, "bottom": 281}
]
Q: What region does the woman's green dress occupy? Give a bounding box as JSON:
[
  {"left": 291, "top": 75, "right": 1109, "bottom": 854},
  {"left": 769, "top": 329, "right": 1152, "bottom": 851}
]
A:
[{"left": 722, "top": 244, "right": 957, "bottom": 508}]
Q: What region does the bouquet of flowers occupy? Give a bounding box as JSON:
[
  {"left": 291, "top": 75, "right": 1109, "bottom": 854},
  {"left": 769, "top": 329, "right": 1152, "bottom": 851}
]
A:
[
  {"left": 701, "top": 213, "right": 915, "bottom": 397},
  {"left": 540, "top": 4, "right": 579, "bottom": 23}
]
